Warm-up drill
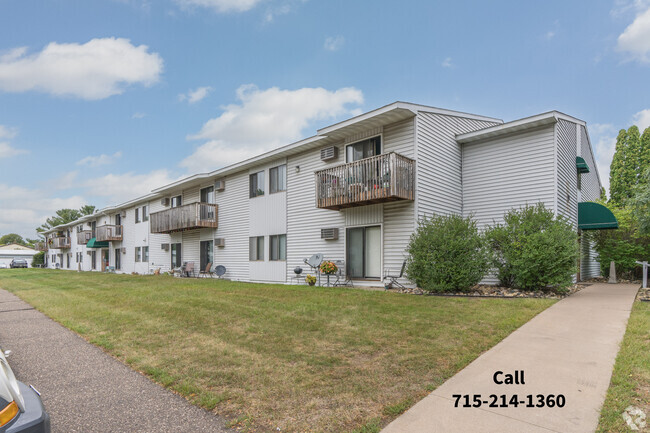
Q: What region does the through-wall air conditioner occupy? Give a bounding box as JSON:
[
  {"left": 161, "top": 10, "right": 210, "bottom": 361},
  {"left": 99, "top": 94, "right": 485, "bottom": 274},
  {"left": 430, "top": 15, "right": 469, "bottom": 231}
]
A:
[
  {"left": 321, "top": 228, "right": 339, "bottom": 240},
  {"left": 121, "top": 248, "right": 127, "bottom": 254},
  {"left": 214, "top": 238, "right": 225, "bottom": 247},
  {"left": 161, "top": 197, "right": 170, "bottom": 206},
  {"left": 161, "top": 243, "right": 169, "bottom": 251},
  {"left": 120, "top": 211, "right": 126, "bottom": 218},
  {"left": 320, "top": 146, "right": 338, "bottom": 161},
  {"left": 86, "top": 251, "right": 92, "bottom": 255},
  {"left": 215, "top": 180, "right": 225, "bottom": 192}
]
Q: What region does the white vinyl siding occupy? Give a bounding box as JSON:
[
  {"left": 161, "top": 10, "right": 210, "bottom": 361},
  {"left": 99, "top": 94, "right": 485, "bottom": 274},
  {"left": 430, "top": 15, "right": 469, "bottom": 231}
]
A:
[{"left": 556, "top": 119, "right": 579, "bottom": 227}]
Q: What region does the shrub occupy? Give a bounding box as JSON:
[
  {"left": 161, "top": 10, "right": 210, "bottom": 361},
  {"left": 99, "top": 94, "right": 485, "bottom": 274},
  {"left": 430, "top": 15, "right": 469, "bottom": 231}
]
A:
[
  {"left": 31, "top": 251, "right": 45, "bottom": 267},
  {"left": 406, "top": 214, "right": 489, "bottom": 293},
  {"left": 486, "top": 204, "right": 578, "bottom": 291}
]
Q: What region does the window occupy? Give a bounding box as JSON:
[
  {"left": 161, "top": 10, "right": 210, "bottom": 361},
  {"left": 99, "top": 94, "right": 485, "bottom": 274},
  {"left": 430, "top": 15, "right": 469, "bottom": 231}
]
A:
[
  {"left": 249, "top": 171, "right": 265, "bottom": 198},
  {"left": 269, "top": 234, "right": 286, "bottom": 261},
  {"left": 75, "top": 252, "right": 79, "bottom": 263},
  {"left": 115, "top": 248, "right": 121, "bottom": 270},
  {"left": 346, "top": 226, "right": 381, "bottom": 279},
  {"left": 142, "top": 246, "right": 149, "bottom": 262},
  {"left": 142, "top": 206, "right": 149, "bottom": 222},
  {"left": 135, "top": 208, "right": 140, "bottom": 223},
  {"left": 249, "top": 236, "right": 264, "bottom": 261},
  {"left": 200, "top": 186, "right": 214, "bottom": 204},
  {"left": 135, "top": 247, "right": 141, "bottom": 262},
  {"left": 346, "top": 136, "right": 381, "bottom": 162},
  {"left": 115, "top": 213, "right": 121, "bottom": 226},
  {"left": 67, "top": 254, "right": 71, "bottom": 269},
  {"left": 91, "top": 251, "right": 97, "bottom": 270},
  {"left": 269, "top": 165, "right": 286, "bottom": 193},
  {"left": 91, "top": 221, "right": 96, "bottom": 238},
  {"left": 200, "top": 240, "right": 214, "bottom": 271},
  {"left": 171, "top": 195, "right": 182, "bottom": 208},
  {"left": 171, "top": 243, "right": 182, "bottom": 268}
]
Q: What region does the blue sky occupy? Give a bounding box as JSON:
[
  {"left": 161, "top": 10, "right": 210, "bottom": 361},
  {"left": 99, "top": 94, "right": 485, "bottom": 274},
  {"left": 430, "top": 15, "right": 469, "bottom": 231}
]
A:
[{"left": 1, "top": 0, "right": 650, "bottom": 237}]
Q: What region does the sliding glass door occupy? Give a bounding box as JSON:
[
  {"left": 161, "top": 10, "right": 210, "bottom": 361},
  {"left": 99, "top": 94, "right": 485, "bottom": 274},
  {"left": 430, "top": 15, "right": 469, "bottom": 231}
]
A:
[{"left": 346, "top": 226, "right": 381, "bottom": 279}]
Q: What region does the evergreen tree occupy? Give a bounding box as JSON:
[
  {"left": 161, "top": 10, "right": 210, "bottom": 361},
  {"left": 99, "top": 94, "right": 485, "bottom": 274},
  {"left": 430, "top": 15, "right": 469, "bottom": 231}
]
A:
[
  {"left": 609, "top": 126, "right": 643, "bottom": 205},
  {"left": 640, "top": 127, "right": 650, "bottom": 178},
  {"left": 609, "top": 129, "right": 629, "bottom": 206}
]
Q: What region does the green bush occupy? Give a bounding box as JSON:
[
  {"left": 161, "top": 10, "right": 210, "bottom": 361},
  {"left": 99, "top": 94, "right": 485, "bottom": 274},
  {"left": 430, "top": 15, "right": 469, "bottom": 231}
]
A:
[
  {"left": 486, "top": 204, "right": 578, "bottom": 291},
  {"left": 406, "top": 214, "right": 489, "bottom": 293},
  {"left": 31, "top": 251, "right": 45, "bottom": 267}
]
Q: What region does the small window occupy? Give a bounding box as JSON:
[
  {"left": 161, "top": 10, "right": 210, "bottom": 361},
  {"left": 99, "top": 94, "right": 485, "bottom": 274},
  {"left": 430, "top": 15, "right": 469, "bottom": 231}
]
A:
[
  {"left": 142, "top": 246, "right": 149, "bottom": 262},
  {"left": 171, "top": 196, "right": 182, "bottom": 208},
  {"left": 142, "top": 206, "right": 149, "bottom": 222},
  {"left": 269, "top": 234, "right": 286, "bottom": 261},
  {"left": 249, "top": 171, "right": 265, "bottom": 198},
  {"left": 135, "top": 208, "right": 140, "bottom": 223},
  {"left": 135, "top": 247, "right": 141, "bottom": 262},
  {"left": 249, "top": 236, "right": 264, "bottom": 261},
  {"left": 171, "top": 243, "right": 182, "bottom": 268},
  {"left": 200, "top": 186, "right": 214, "bottom": 204},
  {"left": 346, "top": 136, "right": 381, "bottom": 162},
  {"left": 269, "top": 165, "right": 287, "bottom": 194}
]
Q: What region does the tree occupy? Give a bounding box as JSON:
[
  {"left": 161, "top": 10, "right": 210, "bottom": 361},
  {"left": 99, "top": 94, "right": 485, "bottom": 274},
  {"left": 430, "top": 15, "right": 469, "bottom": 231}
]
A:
[
  {"left": 633, "top": 167, "right": 650, "bottom": 236},
  {"left": 0, "top": 233, "right": 28, "bottom": 247},
  {"left": 610, "top": 127, "right": 640, "bottom": 205},
  {"left": 36, "top": 205, "right": 95, "bottom": 238}
]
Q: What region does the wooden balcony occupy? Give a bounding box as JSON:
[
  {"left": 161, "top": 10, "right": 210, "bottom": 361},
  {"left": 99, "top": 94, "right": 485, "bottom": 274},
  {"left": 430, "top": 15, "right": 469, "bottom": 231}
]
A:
[
  {"left": 315, "top": 152, "right": 415, "bottom": 210},
  {"left": 96, "top": 225, "right": 123, "bottom": 242},
  {"left": 34, "top": 242, "right": 48, "bottom": 252},
  {"left": 150, "top": 202, "right": 218, "bottom": 234},
  {"left": 77, "top": 230, "right": 93, "bottom": 245},
  {"left": 49, "top": 237, "right": 71, "bottom": 249}
]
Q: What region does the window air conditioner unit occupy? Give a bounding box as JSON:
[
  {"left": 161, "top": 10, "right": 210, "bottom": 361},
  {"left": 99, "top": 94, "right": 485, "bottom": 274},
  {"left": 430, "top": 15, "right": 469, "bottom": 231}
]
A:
[
  {"left": 161, "top": 197, "right": 170, "bottom": 206},
  {"left": 321, "top": 228, "right": 339, "bottom": 240},
  {"left": 320, "top": 146, "right": 338, "bottom": 161},
  {"left": 120, "top": 211, "right": 126, "bottom": 218},
  {"left": 86, "top": 251, "right": 92, "bottom": 255},
  {"left": 214, "top": 238, "right": 225, "bottom": 247},
  {"left": 161, "top": 243, "right": 169, "bottom": 251},
  {"left": 215, "top": 180, "right": 225, "bottom": 192}
]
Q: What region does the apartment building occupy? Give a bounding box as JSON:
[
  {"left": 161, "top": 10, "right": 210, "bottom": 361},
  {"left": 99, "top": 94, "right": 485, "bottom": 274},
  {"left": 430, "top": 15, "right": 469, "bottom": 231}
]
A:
[{"left": 42, "top": 102, "right": 617, "bottom": 285}]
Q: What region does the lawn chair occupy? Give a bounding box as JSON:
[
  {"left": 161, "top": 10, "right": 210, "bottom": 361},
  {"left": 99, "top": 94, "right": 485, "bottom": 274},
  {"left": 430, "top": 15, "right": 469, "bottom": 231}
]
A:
[
  {"left": 214, "top": 265, "right": 226, "bottom": 279},
  {"left": 200, "top": 262, "right": 213, "bottom": 278},
  {"left": 184, "top": 261, "right": 196, "bottom": 278},
  {"left": 383, "top": 260, "right": 407, "bottom": 290},
  {"left": 332, "top": 260, "right": 353, "bottom": 287}
]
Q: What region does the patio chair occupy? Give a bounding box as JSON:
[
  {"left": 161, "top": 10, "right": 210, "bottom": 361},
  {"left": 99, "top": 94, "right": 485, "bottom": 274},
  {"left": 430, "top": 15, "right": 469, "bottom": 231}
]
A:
[
  {"left": 214, "top": 265, "right": 226, "bottom": 279},
  {"left": 200, "top": 262, "right": 214, "bottom": 278},
  {"left": 332, "top": 260, "right": 353, "bottom": 287},
  {"left": 184, "top": 261, "right": 196, "bottom": 278},
  {"left": 383, "top": 260, "right": 407, "bottom": 290}
]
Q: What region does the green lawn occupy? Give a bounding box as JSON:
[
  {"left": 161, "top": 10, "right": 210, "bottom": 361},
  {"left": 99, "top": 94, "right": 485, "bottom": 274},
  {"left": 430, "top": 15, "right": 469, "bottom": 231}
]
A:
[
  {"left": 597, "top": 298, "right": 650, "bottom": 433},
  {"left": 0, "top": 269, "right": 554, "bottom": 432}
]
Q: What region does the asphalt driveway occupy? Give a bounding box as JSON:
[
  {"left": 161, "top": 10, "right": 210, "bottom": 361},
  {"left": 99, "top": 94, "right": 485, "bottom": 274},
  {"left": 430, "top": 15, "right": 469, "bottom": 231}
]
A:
[{"left": 0, "top": 289, "right": 230, "bottom": 433}]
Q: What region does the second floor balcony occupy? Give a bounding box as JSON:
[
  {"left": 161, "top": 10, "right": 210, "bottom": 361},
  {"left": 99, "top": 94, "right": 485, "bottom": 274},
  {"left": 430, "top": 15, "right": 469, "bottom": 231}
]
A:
[
  {"left": 49, "top": 237, "right": 71, "bottom": 249},
  {"left": 34, "top": 242, "right": 47, "bottom": 252},
  {"left": 77, "top": 230, "right": 93, "bottom": 245},
  {"left": 315, "top": 152, "right": 415, "bottom": 210},
  {"left": 96, "top": 225, "right": 123, "bottom": 242},
  {"left": 150, "top": 202, "right": 218, "bottom": 234}
]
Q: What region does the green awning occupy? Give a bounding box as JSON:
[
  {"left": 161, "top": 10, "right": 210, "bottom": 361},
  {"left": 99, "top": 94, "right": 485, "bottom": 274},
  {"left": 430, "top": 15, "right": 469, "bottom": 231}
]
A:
[
  {"left": 576, "top": 156, "right": 590, "bottom": 173},
  {"left": 86, "top": 237, "right": 109, "bottom": 248},
  {"left": 578, "top": 202, "right": 618, "bottom": 230}
]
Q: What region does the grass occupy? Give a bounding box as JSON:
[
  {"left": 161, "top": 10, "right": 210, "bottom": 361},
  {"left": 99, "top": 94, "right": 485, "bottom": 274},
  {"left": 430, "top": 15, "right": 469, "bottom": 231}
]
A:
[
  {"left": 0, "top": 269, "right": 554, "bottom": 432},
  {"left": 597, "top": 298, "right": 650, "bottom": 433}
]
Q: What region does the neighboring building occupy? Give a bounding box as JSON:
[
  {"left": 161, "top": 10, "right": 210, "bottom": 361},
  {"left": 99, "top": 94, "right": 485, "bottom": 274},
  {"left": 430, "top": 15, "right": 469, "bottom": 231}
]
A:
[
  {"left": 42, "top": 102, "right": 616, "bottom": 285},
  {"left": 0, "top": 244, "right": 38, "bottom": 268}
]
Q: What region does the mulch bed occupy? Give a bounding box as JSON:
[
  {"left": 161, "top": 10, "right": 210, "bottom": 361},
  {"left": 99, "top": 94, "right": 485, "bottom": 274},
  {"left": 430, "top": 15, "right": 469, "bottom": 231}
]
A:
[{"left": 387, "top": 284, "right": 585, "bottom": 300}]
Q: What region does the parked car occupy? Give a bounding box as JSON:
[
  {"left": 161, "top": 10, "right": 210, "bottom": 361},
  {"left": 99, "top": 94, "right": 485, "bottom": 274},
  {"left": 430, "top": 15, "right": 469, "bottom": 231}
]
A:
[
  {"left": 0, "top": 346, "right": 50, "bottom": 432},
  {"left": 9, "top": 260, "right": 27, "bottom": 269}
]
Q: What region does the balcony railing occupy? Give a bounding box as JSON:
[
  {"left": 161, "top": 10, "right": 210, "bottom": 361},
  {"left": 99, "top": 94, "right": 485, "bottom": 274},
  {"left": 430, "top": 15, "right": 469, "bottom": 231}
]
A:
[
  {"left": 34, "top": 242, "right": 47, "bottom": 252},
  {"left": 49, "top": 237, "right": 71, "bottom": 249},
  {"left": 150, "top": 202, "right": 218, "bottom": 234},
  {"left": 315, "top": 152, "right": 415, "bottom": 210},
  {"left": 77, "top": 230, "right": 93, "bottom": 245},
  {"left": 96, "top": 225, "right": 123, "bottom": 242}
]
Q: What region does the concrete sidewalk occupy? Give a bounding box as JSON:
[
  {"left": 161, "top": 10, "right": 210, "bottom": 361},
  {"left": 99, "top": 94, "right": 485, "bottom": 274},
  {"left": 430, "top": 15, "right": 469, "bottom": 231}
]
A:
[
  {"left": 0, "top": 289, "right": 230, "bottom": 433},
  {"left": 382, "top": 283, "right": 639, "bottom": 433}
]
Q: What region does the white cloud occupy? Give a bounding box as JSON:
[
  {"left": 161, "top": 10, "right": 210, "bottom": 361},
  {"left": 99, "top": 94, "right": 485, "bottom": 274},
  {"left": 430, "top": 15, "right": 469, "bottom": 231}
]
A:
[
  {"left": 0, "top": 125, "right": 17, "bottom": 139},
  {"left": 76, "top": 151, "right": 123, "bottom": 167},
  {"left": 590, "top": 123, "right": 619, "bottom": 196},
  {"left": 0, "top": 125, "right": 26, "bottom": 159},
  {"left": 179, "top": 86, "right": 213, "bottom": 104},
  {"left": 83, "top": 169, "right": 177, "bottom": 203},
  {"left": 324, "top": 36, "right": 345, "bottom": 52},
  {"left": 132, "top": 112, "right": 146, "bottom": 119},
  {"left": 617, "top": 6, "right": 650, "bottom": 62},
  {"left": 174, "top": 0, "right": 263, "bottom": 13},
  {"left": 633, "top": 108, "right": 650, "bottom": 131},
  {"left": 181, "top": 84, "right": 364, "bottom": 172},
  {"left": 0, "top": 38, "right": 163, "bottom": 100},
  {"left": 442, "top": 57, "right": 454, "bottom": 68},
  {"left": 0, "top": 183, "right": 86, "bottom": 238},
  {"left": 544, "top": 20, "right": 559, "bottom": 40}
]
